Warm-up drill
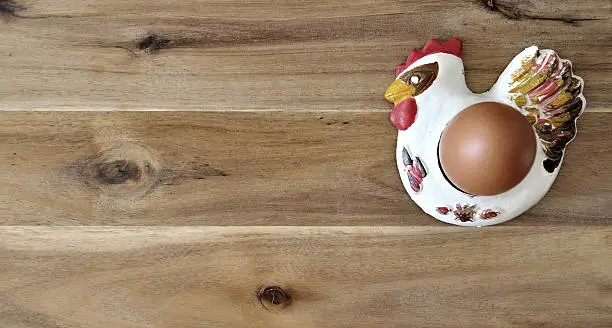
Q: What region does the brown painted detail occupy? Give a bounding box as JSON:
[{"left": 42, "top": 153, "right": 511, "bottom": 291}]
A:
[
  {"left": 481, "top": 0, "right": 602, "bottom": 25},
  {"left": 454, "top": 204, "right": 477, "bottom": 222},
  {"left": 438, "top": 204, "right": 501, "bottom": 222},
  {"left": 257, "top": 286, "right": 292, "bottom": 311},
  {"left": 509, "top": 50, "right": 585, "bottom": 173},
  {"left": 0, "top": 0, "right": 24, "bottom": 18},
  {"left": 398, "top": 62, "right": 439, "bottom": 97}
]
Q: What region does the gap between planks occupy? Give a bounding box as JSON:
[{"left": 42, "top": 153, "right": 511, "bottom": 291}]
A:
[
  {"left": 1, "top": 225, "right": 609, "bottom": 249},
  {"left": 1, "top": 108, "right": 612, "bottom": 112}
]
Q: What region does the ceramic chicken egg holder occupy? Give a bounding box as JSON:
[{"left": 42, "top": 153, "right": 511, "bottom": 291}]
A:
[{"left": 385, "top": 38, "right": 585, "bottom": 226}]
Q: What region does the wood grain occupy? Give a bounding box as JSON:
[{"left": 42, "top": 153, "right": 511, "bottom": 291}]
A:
[
  {"left": 1, "top": 1, "right": 611, "bottom": 327},
  {"left": 1, "top": 226, "right": 610, "bottom": 328},
  {"left": 1, "top": 111, "right": 610, "bottom": 226},
  {"left": 0, "top": 0, "right": 610, "bottom": 111}
]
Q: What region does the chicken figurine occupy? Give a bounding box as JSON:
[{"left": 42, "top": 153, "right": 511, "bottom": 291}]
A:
[{"left": 385, "top": 37, "right": 585, "bottom": 226}]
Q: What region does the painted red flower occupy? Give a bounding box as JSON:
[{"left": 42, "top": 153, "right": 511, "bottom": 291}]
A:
[
  {"left": 481, "top": 210, "right": 499, "bottom": 220},
  {"left": 436, "top": 207, "right": 451, "bottom": 215}
]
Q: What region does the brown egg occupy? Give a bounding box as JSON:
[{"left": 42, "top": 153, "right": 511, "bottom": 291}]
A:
[{"left": 439, "top": 102, "right": 537, "bottom": 196}]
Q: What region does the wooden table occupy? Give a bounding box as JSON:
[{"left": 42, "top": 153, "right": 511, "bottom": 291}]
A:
[{"left": 1, "top": 1, "right": 611, "bottom": 327}]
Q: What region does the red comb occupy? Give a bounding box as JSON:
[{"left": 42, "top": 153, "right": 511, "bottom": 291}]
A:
[{"left": 396, "top": 37, "right": 462, "bottom": 77}]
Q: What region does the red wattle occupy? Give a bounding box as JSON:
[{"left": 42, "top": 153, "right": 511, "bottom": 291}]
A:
[{"left": 390, "top": 98, "right": 418, "bottom": 130}]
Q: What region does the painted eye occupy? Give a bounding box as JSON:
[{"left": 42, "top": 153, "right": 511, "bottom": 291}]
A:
[{"left": 400, "top": 62, "right": 439, "bottom": 96}]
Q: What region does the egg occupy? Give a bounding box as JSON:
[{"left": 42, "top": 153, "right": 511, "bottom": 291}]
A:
[{"left": 438, "top": 102, "right": 537, "bottom": 196}]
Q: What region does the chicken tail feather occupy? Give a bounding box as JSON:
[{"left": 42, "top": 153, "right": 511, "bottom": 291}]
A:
[{"left": 490, "top": 46, "right": 586, "bottom": 173}]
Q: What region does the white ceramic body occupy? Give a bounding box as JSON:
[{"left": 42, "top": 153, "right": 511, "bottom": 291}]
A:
[{"left": 396, "top": 47, "right": 585, "bottom": 226}]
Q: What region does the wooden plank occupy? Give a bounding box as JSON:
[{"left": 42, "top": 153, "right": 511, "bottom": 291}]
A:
[
  {"left": 0, "top": 0, "right": 610, "bottom": 111},
  {"left": 1, "top": 111, "right": 610, "bottom": 226},
  {"left": 1, "top": 226, "right": 610, "bottom": 328}
]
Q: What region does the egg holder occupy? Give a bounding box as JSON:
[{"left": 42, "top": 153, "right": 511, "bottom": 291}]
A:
[{"left": 385, "top": 38, "right": 585, "bottom": 226}]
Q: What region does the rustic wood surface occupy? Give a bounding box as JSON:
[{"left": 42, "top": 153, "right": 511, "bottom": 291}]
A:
[
  {"left": 0, "top": 0, "right": 610, "bottom": 111},
  {"left": 1, "top": 111, "right": 611, "bottom": 226},
  {"left": 1, "top": 0, "right": 611, "bottom": 327},
  {"left": 1, "top": 227, "right": 611, "bottom": 328}
]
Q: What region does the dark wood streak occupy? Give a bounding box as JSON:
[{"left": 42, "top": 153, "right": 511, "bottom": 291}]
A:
[
  {"left": 158, "top": 159, "right": 229, "bottom": 186},
  {"left": 137, "top": 34, "right": 171, "bottom": 52},
  {"left": 115, "top": 34, "right": 172, "bottom": 55},
  {"left": 111, "top": 14, "right": 410, "bottom": 54},
  {"left": 0, "top": 0, "right": 98, "bottom": 19},
  {"left": 69, "top": 144, "right": 230, "bottom": 198},
  {"left": 482, "top": 0, "right": 603, "bottom": 25},
  {"left": 0, "top": 0, "right": 24, "bottom": 18}
]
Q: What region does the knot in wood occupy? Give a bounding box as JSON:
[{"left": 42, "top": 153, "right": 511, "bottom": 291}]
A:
[
  {"left": 0, "top": 0, "right": 25, "bottom": 18},
  {"left": 96, "top": 159, "right": 141, "bottom": 185},
  {"left": 79, "top": 144, "right": 160, "bottom": 198},
  {"left": 137, "top": 34, "right": 171, "bottom": 53},
  {"left": 257, "top": 286, "right": 292, "bottom": 311}
]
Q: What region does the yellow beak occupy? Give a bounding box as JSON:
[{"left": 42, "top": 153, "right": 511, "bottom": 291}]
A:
[{"left": 385, "top": 79, "right": 416, "bottom": 105}]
